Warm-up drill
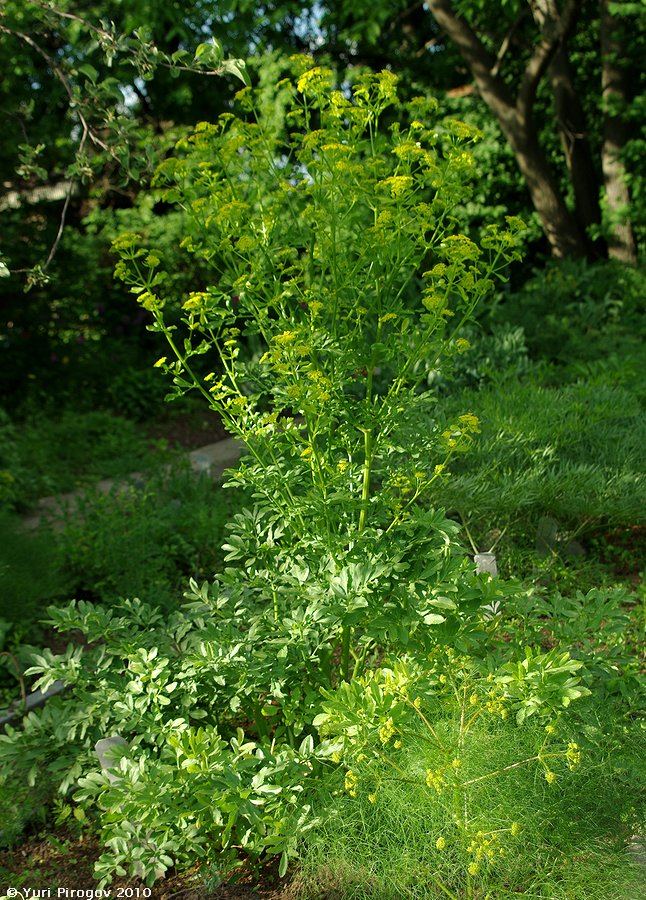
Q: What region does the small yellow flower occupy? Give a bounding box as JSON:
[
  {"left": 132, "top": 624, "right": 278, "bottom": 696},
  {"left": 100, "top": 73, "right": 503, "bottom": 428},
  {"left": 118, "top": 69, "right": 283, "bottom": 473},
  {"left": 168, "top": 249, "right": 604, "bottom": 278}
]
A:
[
  {"left": 111, "top": 232, "right": 141, "bottom": 252},
  {"left": 139, "top": 291, "right": 160, "bottom": 312},
  {"left": 545, "top": 770, "right": 557, "bottom": 784},
  {"left": 425, "top": 768, "right": 444, "bottom": 793},
  {"left": 566, "top": 741, "right": 582, "bottom": 769},
  {"left": 380, "top": 175, "right": 414, "bottom": 197},
  {"left": 153, "top": 357, "right": 167, "bottom": 368},
  {"left": 468, "top": 863, "right": 479, "bottom": 877},
  {"left": 296, "top": 66, "right": 333, "bottom": 95},
  {"left": 344, "top": 770, "right": 358, "bottom": 797},
  {"left": 274, "top": 330, "right": 299, "bottom": 346},
  {"left": 510, "top": 822, "right": 521, "bottom": 837},
  {"left": 435, "top": 836, "right": 446, "bottom": 850},
  {"left": 379, "top": 718, "right": 396, "bottom": 744},
  {"left": 236, "top": 234, "right": 256, "bottom": 252},
  {"left": 458, "top": 413, "right": 480, "bottom": 433},
  {"left": 368, "top": 792, "right": 378, "bottom": 805}
]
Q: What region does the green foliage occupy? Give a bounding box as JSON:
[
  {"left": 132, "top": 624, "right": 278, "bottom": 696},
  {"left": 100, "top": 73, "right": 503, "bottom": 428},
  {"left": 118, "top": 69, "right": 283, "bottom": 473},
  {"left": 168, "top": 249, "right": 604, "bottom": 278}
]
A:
[
  {"left": 0, "top": 410, "right": 167, "bottom": 510},
  {"left": 500, "top": 260, "right": 646, "bottom": 369},
  {"left": 302, "top": 661, "right": 644, "bottom": 898},
  {"left": 0, "top": 597, "right": 320, "bottom": 883},
  {"left": 0, "top": 64, "right": 529, "bottom": 886},
  {"left": 56, "top": 463, "right": 243, "bottom": 611},
  {"left": 112, "top": 63, "right": 526, "bottom": 681},
  {"left": 429, "top": 380, "right": 646, "bottom": 553},
  {"left": 0, "top": 513, "right": 71, "bottom": 631},
  {"left": 0, "top": 58, "right": 643, "bottom": 897},
  {"left": 506, "top": 585, "right": 644, "bottom": 714},
  {"left": 0, "top": 409, "right": 23, "bottom": 510}
]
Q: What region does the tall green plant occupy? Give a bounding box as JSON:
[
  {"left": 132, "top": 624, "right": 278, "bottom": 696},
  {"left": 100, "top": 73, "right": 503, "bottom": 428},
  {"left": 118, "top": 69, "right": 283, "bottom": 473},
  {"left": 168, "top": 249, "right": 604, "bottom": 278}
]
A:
[
  {"left": 115, "top": 62, "right": 524, "bottom": 677},
  {"left": 0, "top": 64, "right": 529, "bottom": 888}
]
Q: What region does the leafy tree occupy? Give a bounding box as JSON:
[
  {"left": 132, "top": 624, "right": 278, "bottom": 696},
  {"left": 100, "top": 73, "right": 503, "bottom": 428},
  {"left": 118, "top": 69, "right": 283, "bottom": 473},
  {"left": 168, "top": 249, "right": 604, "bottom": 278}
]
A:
[
  {"left": 289, "top": 1, "right": 643, "bottom": 262},
  {"left": 0, "top": 0, "right": 251, "bottom": 407},
  {"left": 422, "top": 0, "right": 642, "bottom": 261}
]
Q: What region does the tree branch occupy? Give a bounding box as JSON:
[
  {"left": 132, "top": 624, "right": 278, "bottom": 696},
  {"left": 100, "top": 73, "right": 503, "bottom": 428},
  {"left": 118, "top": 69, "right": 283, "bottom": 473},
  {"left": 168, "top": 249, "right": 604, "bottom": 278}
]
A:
[
  {"left": 517, "top": 0, "right": 581, "bottom": 120},
  {"left": 0, "top": 24, "right": 109, "bottom": 153},
  {"left": 491, "top": 9, "right": 530, "bottom": 77},
  {"left": 424, "top": 0, "right": 516, "bottom": 122},
  {"left": 25, "top": 0, "right": 242, "bottom": 79}
]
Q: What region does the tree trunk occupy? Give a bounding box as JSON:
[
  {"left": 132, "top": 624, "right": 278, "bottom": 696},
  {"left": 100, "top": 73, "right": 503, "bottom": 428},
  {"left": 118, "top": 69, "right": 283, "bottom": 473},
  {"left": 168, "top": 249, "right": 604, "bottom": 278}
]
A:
[
  {"left": 548, "top": 47, "right": 604, "bottom": 255},
  {"left": 528, "top": 2, "right": 603, "bottom": 255},
  {"left": 503, "top": 111, "right": 587, "bottom": 259},
  {"left": 425, "top": 0, "right": 587, "bottom": 259},
  {"left": 600, "top": 0, "right": 637, "bottom": 264}
]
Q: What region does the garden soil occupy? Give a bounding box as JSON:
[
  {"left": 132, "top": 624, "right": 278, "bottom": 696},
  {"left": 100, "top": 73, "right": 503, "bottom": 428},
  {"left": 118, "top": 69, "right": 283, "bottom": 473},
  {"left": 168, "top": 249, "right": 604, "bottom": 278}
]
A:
[{"left": 0, "top": 830, "right": 295, "bottom": 898}]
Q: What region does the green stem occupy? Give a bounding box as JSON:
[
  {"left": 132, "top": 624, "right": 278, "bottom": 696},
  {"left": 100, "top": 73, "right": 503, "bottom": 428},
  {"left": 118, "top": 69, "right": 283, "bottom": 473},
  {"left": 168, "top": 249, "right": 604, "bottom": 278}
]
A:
[
  {"left": 429, "top": 876, "right": 459, "bottom": 900},
  {"left": 351, "top": 639, "right": 372, "bottom": 680},
  {"left": 358, "top": 427, "right": 374, "bottom": 533},
  {"left": 340, "top": 624, "right": 352, "bottom": 683},
  {"left": 461, "top": 754, "right": 541, "bottom": 786}
]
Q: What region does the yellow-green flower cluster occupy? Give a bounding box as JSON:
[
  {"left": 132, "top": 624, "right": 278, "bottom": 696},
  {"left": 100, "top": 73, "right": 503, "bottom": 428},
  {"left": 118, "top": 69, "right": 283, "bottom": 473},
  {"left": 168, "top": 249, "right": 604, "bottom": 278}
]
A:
[
  {"left": 137, "top": 291, "right": 163, "bottom": 313},
  {"left": 458, "top": 413, "right": 480, "bottom": 434},
  {"left": 444, "top": 118, "right": 484, "bottom": 142},
  {"left": 344, "top": 769, "right": 358, "bottom": 798},
  {"left": 425, "top": 767, "right": 445, "bottom": 793},
  {"left": 296, "top": 65, "right": 334, "bottom": 96},
  {"left": 440, "top": 234, "right": 481, "bottom": 262},
  {"left": 378, "top": 717, "right": 396, "bottom": 745},
  {"left": 466, "top": 830, "right": 505, "bottom": 869},
  {"left": 380, "top": 175, "right": 414, "bottom": 197},
  {"left": 307, "top": 369, "right": 332, "bottom": 401},
  {"left": 421, "top": 286, "right": 453, "bottom": 317},
  {"left": 484, "top": 688, "right": 508, "bottom": 720},
  {"left": 565, "top": 741, "right": 582, "bottom": 769},
  {"left": 111, "top": 232, "right": 142, "bottom": 253}
]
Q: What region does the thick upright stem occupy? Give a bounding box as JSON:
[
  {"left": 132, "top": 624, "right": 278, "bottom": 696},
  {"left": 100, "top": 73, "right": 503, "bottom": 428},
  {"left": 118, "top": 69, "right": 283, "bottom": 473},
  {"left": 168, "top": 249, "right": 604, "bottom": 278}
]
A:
[
  {"left": 342, "top": 427, "right": 374, "bottom": 681},
  {"left": 358, "top": 427, "right": 374, "bottom": 533}
]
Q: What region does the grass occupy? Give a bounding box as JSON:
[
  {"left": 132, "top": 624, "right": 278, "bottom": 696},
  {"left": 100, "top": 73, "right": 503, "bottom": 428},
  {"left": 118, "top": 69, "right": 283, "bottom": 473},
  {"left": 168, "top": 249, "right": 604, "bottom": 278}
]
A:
[
  {"left": 296, "top": 698, "right": 645, "bottom": 899},
  {"left": 0, "top": 463, "right": 245, "bottom": 635},
  {"left": 1, "top": 409, "right": 175, "bottom": 512}
]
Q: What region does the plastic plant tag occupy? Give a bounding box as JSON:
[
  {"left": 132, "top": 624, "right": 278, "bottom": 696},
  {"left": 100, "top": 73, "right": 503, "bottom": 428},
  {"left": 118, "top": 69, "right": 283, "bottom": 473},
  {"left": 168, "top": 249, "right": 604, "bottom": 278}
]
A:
[
  {"left": 95, "top": 735, "right": 129, "bottom": 784},
  {"left": 474, "top": 552, "right": 498, "bottom": 577}
]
